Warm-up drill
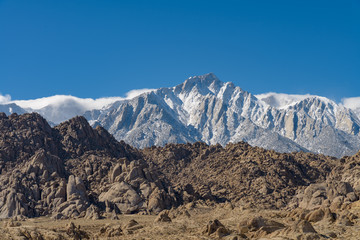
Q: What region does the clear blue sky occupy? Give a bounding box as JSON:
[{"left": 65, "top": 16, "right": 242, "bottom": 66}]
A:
[{"left": 0, "top": 0, "right": 359, "bottom": 101}]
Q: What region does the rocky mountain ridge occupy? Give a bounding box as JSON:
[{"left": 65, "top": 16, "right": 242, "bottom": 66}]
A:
[{"left": 1, "top": 73, "right": 360, "bottom": 157}]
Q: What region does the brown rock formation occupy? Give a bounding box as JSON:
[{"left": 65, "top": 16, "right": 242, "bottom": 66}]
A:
[
  {"left": 0, "top": 113, "right": 177, "bottom": 219},
  {"left": 142, "top": 141, "right": 337, "bottom": 208}
]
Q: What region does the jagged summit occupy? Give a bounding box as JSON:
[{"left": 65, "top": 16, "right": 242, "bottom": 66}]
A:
[
  {"left": 174, "top": 73, "right": 224, "bottom": 96},
  {"left": 186, "top": 72, "right": 220, "bottom": 85}
]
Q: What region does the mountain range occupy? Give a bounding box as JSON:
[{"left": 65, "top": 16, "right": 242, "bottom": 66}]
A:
[{"left": 1, "top": 73, "right": 360, "bottom": 158}]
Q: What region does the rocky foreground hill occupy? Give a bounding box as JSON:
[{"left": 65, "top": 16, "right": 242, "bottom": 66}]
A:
[{"left": 1, "top": 112, "right": 360, "bottom": 239}]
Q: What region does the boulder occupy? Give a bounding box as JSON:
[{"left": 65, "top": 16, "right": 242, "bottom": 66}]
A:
[
  {"left": 203, "top": 219, "right": 230, "bottom": 236},
  {"left": 66, "top": 222, "right": 89, "bottom": 239},
  {"left": 305, "top": 208, "right": 335, "bottom": 223},
  {"left": 271, "top": 220, "right": 321, "bottom": 240},
  {"left": 99, "top": 182, "right": 143, "bottom": 214},
  {"left": 99, "top": 224, "right": 123, "bottom": 237},
  {"left": 67, "top": 175, "right": 87, "bottom": 201},
  {"left": 84, "top": 204, "right": 100, "bottom": 220},
  {"left": 125, "top": 219, "right": 144, "bottom": 234},
  {"left": 154, "top": 210, "right": 172, "bottom": 222},
  {"left": 238, "top": 216, "right": 285, "bottom": 234}
]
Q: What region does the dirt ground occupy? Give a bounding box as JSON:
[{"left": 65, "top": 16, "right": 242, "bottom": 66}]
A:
[{"left": 1, "top": 201, "right": 360, "bottom": 239}]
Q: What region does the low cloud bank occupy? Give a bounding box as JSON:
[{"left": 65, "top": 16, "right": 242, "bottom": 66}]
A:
[
  {"left": 3, "top": 89, "right": 359, "bottom": 123},
  {"left": 0, "top": 94, "right": 11, "bottom": 104},
  {"left": 0, "top": 88, "right": 156, "bottom": 111},
  {"left": 2, "top": 90, "right": 360, "bottom": 112},
  {"left": 125, "top": 88, "right": 155, "bottom": 99},
  {"left": 0, "top": 88, "right": 156, "bottom": 123},
  {"left": 13, "top": 95, "right": 124, "bottom": 111},
  {"left": 342, "top": 97, "right": 360, "bottom": 110},
  {"left": 255, "top": 92, "right": 315, "bottom": 109}
]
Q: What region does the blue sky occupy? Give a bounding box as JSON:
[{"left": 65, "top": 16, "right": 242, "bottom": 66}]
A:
[{"left": 0, "top": 0, "right": 359, "bottom": 102}]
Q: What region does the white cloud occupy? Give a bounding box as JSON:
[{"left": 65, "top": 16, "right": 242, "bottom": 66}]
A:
[
  {"left": 342, "top": 97, "right": 360, "bottom": 110},
  {"left": 125, "top": 88, "right": 156, "bottom": 99},
  {"left": 255, "top": 92, "right": 315, "bottom": 109},
  {"left": 0, "top": 88, "right": 156, "bottom": 123},
  {"left": 13, "top": 95, "right": 124, "bottom": 110},
  {"left": 0, "top": 94, "right": 11, "bottom": 104},
  {"left": 9, "top": 88, "right": 155, "bottom": 111}
]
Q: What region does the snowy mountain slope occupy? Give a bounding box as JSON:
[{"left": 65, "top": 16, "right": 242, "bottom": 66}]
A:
[
  {"left": 228, "top": 118, "right": 308, "bottom": 153},
  {"left": 0, "top": 103, "right": 27, "bottom": 116},
  {"left": 83, "top": 74, "right": 306, "bottom": 152},
  {"left": 84, "top": 91, "right": 200, "bottom": 147}
]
